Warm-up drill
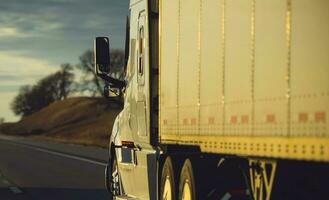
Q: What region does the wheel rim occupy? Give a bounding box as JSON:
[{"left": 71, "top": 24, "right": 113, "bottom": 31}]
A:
[
  {"left": 182, "top": 180, "right": 192, "bottom": 200},
  {"left": 162, "top": 176, "right": 172, "bottom": 200}
]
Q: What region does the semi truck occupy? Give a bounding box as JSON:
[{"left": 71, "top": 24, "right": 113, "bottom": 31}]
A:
[{"left": 94, "top": 0, "right": 329, "bottom": 199}]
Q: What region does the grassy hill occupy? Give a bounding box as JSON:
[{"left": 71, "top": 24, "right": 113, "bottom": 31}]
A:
[{"left": 0, "top": 97, "right": 121, "bottom": 148}]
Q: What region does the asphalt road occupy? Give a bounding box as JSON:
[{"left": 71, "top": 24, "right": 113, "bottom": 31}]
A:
[{"left": 0, "top": 135, "right": 111, "bottom": 200}]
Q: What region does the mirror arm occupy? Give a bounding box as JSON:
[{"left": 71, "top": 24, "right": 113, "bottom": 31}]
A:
[{"left": 98, "top": 73, "right": 126, "bottom": 89}]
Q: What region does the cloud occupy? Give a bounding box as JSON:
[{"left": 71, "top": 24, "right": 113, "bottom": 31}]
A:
[
  {"left": 0, "top": 0, "right": 129, "bottom": 64},
  {"left": 0, "top": 0, "right": 128, "bottom": 41},
  {"left": 0, "top": 27, "right": 30, "bottom": 38},
  {"left": 0, "top": 51, "right": 58, "bottom": 88}
]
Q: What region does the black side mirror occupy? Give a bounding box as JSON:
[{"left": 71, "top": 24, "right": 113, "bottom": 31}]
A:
[{"left": 94, "top": 37, "right": 110, "bottom": 75}]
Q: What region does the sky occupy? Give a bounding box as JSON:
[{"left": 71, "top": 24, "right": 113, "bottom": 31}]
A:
[{"left": 0, "top": 0, "right": 129, "bottom": 122}]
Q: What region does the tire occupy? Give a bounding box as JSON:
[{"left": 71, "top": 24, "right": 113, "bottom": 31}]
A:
[
  {"left": 105, "top": 154, "right": 121, "bottom": 199},
  {"left": 160, "top": 156, "right": 176, "bottom": 200},
  {"left": 179, "top": 159, "right": 196, "bottom": 200},
  {"left": 105, "top": 163, "right": 111, "bottom": 193}
]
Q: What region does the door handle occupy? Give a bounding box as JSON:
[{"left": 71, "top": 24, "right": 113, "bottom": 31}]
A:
[{"left": 128, "top": 113, "right": 132, "bottom": 129}]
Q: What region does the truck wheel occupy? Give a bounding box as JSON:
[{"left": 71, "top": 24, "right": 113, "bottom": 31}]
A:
[
  {"left": 105, "top": 163, "right": 111, "bottom": 193},
  {"left": 160, "top": 156, "right": 176, "bottom": 200},
  {"left": 179, "top": 159, "right": 196, "bottom": 200},
  {"left": 105, "top": 155, "right": 121, "bottom": 199}
]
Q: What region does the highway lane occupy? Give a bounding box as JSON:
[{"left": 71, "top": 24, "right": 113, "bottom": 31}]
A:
[{"left": 0, "top": 136, "right": 111, "bottom": 200}]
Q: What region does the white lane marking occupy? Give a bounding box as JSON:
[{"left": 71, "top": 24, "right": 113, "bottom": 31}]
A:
[
  {"left": 9, "top": 186, "right": 23, "bottom": 194},
  {"left": 6, "top": 141, "right": 107, "bottom": 166},
  {"left": 221, "top": 192, "right": 232, "bottom": 200},
  {"left": 33, "top": 147, "right": 107, "bottom": 166}
]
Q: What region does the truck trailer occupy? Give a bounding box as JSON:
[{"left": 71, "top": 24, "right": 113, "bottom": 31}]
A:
[{"left": 94, "top": 0, "right": 329, "bottom": 199}]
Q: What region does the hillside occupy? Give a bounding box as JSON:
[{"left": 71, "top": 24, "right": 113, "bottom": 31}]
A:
[{"left": 0, "top": 97, "right": 121, "bottom": 147}]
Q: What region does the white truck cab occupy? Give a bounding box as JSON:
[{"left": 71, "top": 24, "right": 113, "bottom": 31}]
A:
[
  {"left": 94, "top": 0, "right": 329, "bottom": 200},
  {"left": 95, "top": 0, "right": 159, "bottom": 199}
]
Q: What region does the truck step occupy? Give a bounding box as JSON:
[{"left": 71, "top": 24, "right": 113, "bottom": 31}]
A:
[{"left": 115, "top": 195, "right": 139, "bottom": 200}]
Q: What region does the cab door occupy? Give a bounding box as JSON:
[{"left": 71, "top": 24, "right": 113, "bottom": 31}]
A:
[
  {"left": 117, "top": 1, "right": 157, "bottom": 199},
  {"left": 132, "top": 4, "right": 158, "bottom": 198}
]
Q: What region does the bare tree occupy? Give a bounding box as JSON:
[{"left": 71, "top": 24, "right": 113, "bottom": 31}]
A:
[
  {"left": 57, "top": 63, "right": 74, "bottom": 100},
  {"left": 11, "top": 64, "right": 74, "bottom": 117},
  {"left": 11, "top": 85, "right": 36, "bottom": 116},
  {"left": 75, "top": 50, "right": 103, "bottom": 96}
]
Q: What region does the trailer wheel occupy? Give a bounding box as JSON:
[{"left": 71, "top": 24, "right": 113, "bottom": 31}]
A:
[
  {"left": 160, "top": 156, "right": 176, "bottom": 200},
  {"left": 179, "top": 159, "right": 196, "bottom": 200}
]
